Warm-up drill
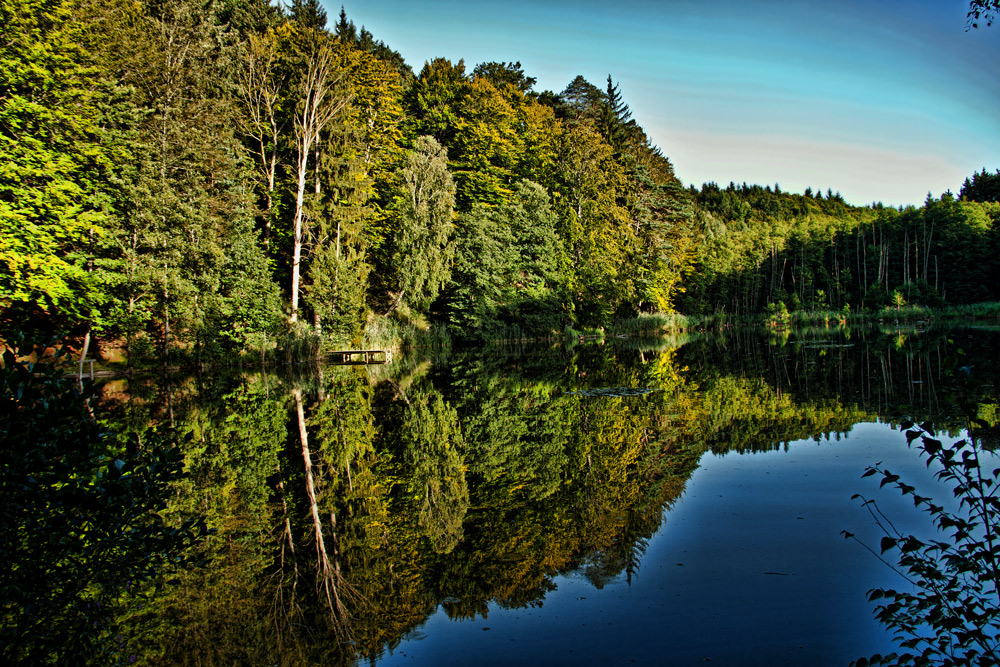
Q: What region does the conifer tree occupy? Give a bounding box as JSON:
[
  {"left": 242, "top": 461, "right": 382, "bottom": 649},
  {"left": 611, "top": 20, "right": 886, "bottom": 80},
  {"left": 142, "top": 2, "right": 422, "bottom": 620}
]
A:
[
  {"left": 100, "top": 0, "right": 279, "bottom": 360},
  {"left": 600, "top": 75, "right": 635, "bottom": 151},
  {"left": 291, "top": 0, "right": 327, "bottom": 30},
  {"left": 960, "top": 168, "right": 1000, "bottom": 202},
  {"left": 560, "top": 75, "right": 605, "bottom": 124}
]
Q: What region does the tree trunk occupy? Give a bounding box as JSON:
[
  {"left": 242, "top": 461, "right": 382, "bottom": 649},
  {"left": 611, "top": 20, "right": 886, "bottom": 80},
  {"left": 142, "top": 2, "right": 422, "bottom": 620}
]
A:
[
  {"left": 923, "top": 219, "right": 934, "bottom": 287},
  {"left": 77, "top": 327, "right": 91, "bottom": 390},
  {"left": 163, "top": 275, "right": 170, "bottom": 368},
  {"left": 290, "top": 146, "right": 309, "bottom": 323},
  {"left": 383, "top": 289, "right": 405, "bottom": 317},
  {"left": 274, "top": 461, "right": 299, "bottom": 615},
  {"left": 289, "top": 39, "right": 349, "bottom": 324}
]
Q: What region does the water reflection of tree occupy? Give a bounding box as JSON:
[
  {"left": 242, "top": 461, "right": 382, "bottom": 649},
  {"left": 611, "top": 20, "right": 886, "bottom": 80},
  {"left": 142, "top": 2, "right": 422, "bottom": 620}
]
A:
[
  {"left": 401, "top": 390, "right": 469, "bottom": 554},
  {"left": 98, "top": 328, "right": 1000, "bottom": 666},
  {"left": 292, "top": 385, "right": 350, "bottom": 629},
  {"left": 677, "top": 327, "right": 1000, "bottom": 434},
  {"left": 103, "top": 373, "right": 290, "bottom": 665}
]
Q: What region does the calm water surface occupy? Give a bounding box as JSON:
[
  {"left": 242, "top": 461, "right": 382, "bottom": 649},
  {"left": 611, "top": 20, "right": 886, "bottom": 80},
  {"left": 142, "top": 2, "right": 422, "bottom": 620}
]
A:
[
  {"left": 95, "top": 326, "right": 999, "bottom": 666},
  {"left": 382, "top": 423, "right": 943, "bottom": 666}
]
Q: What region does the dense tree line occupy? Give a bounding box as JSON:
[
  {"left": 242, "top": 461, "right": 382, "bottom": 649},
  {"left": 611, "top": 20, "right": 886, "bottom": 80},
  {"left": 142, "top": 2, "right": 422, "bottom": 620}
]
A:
[
  {"left": 680, "top": 181, "right": 1000, "bottom": 317},
  {"left": 1, "top": 0, "right": 693, "bottom": 356},
  {"left": 2, "top": 0, "right": 997, "bottom": 357}
]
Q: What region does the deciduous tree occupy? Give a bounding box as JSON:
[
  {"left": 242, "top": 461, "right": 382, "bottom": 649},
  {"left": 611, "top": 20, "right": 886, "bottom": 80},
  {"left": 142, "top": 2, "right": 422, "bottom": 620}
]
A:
[{"left": 385, "top": 136, "right": 456, "bottom": 316}]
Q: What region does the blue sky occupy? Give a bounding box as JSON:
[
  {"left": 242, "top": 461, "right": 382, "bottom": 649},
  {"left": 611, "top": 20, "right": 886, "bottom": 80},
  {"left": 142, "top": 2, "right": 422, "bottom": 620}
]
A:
[{"left": 334, "top": 0, "right": 999, "bottom": 206}]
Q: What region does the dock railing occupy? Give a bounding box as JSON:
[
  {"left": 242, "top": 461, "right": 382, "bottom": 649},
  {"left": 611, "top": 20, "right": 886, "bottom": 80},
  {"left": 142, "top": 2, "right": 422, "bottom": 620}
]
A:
[{"left": 328, "top": 349, "right": 392, "bottom": 365}]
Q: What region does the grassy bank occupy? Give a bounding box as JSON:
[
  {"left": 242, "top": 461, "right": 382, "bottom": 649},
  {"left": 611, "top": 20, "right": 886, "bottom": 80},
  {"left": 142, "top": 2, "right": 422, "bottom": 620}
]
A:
[
  {"left": 27, "top": 301, "right": 1000, "bottom": 377},
  {"left": 610, "top": 302, "right": 1000, "bottom": 338}
]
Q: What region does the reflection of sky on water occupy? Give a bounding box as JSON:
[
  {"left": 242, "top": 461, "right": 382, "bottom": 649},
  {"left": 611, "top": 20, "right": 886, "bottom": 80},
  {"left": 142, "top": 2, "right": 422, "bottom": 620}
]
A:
[{"left": 378, "top": 422, "right": 958, "bottom": 666}]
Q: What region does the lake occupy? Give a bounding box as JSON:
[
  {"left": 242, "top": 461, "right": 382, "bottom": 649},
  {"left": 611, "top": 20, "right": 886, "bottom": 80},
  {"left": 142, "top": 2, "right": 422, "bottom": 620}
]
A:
[{"left": 95, "top": 324, "right": 1000, "bottom": 666}]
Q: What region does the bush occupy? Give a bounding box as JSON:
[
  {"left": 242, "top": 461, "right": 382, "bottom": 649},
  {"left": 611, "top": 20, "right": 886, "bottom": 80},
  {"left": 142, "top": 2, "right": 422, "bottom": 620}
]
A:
[{"left": 845, "top": 421, "right": 1000, "bottom": 666}]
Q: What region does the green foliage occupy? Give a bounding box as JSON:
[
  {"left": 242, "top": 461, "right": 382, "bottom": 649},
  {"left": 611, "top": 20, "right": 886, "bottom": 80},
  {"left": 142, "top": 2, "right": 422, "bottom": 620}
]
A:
[
  {"left": 403, "top": 57, "right": 563, "bottom": 212},
  {"left": 290, "top": 0, "right": 327, "bottom": 29},
  {"left": 0, "top": 0, "right": 111, "bottom": 324},
  {"left": 456, "top": 372, "right": 571, "bottom": 505},
  {"left": 305, "top": 241, "right": 368, "bottom": 342},
  {"left": 214, "top": 214, "right": 284, "bottom": 349},
  {"left": 682, "top": 180, "right": 1000, "bottom": 318},
  {"left": 447, "top": 180, "right": 565, "bottom": 338},
  {"left": 554, "top": 121, "right": 633, "bottom": 323},
  {"left": 960, "top": 168, "right": 1000, "bottom": 203},
  {"left": 765, "top": 300, "right": 791, "bottom": 327},
  {"left": 385, "top": 136, "right": 456, "bottom": 316},
  {"left": 628, "top": 166, "right": 696, "bottom": 312},
  {"left": 96, "top": 0, "right": 281, "bottom": 360},
  {"left": 360, "top": 312, "right": 452, "bottom": 351},
  {"left": 938, "top": 302, "right": 1000, "bottom": 321},
  {"left": 104, "top": 373, "right": 298, "bottom": 667},
  {"left": 0, "top": 342, "right": 207, "bottom": 665},
  {"left": 57, "top": 325, "right": 1000, "bottom": 665},
  {"left": 401, "top": 388, "right": 468, "bottom": 554},
  {"left": 847, "top": 422, "right": 1000, "bottom": 666},
  {"left": 471, "top": 61, "right": 536, "bottom": 93},
  {"left": 10, "top": 0, "right": 996, "bottom": 357},
  {"left": 598, "top": 75, "right": 638, "bottom": 152},
  {"left": 612, "top": 312, "right": 694, "bottom": 337},
  {"left": 558, "top": 75, "right": 605, "bottom": 124},
  {"left": 298, "top": 33, "right": 405, "bottom": 334},
  {"left": 447, "top": 204, "right": 516, "bottom": 335}
]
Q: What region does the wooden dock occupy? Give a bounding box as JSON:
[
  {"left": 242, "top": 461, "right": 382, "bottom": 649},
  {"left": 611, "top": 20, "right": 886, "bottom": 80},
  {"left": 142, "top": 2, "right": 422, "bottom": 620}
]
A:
[{"left": 328, "top": 349, "right": 392, "bottom": 365}]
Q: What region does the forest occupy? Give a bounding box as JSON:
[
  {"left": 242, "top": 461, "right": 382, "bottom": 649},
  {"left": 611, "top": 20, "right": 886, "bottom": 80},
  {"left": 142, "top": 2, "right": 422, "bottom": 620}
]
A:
[
  {"left": 3, "top": 0, "right": 1000, "bottom": 360},
  {"left": 4, "top": 3, "right": 1000, "bottom": 660}
]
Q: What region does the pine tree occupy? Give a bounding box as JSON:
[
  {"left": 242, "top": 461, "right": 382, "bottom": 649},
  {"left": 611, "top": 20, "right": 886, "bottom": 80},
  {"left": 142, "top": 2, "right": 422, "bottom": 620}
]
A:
[
  {"left": 291, "top": 0, "right": 327, "bottom": 30},
  {"left": 560, "top": 75, "right": 605, "bottom": 123},
  {"left": 960, "top": 168, "right": 1000, "bottom": 202},
  {"left": 600, "top": 75, "right": 634, "bottom": 150}
]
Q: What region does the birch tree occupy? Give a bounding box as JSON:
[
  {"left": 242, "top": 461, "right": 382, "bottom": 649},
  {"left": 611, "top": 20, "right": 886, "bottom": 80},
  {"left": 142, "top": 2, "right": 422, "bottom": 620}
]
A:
[
  {"left": 287, "top": 28, "right": 350, "bottom": 324},
  {"left": 238, "top": 30, "right": 288, "bottom": 251}
]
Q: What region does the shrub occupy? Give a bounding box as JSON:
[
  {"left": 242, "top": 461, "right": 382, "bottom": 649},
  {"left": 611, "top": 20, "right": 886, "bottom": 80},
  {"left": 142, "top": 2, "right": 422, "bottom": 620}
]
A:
[{"left": 845, "top": 421, "right": 1000, "bottom": 666}]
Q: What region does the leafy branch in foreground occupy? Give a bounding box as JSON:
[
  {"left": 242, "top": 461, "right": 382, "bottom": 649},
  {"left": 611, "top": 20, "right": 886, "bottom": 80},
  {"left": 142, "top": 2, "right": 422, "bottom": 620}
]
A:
[
  {"left": 0, "top": 340, "right": 209, "bottom": 666},
  {"left": 843, "top": 421, "right": 1000, "bottom": 667}
]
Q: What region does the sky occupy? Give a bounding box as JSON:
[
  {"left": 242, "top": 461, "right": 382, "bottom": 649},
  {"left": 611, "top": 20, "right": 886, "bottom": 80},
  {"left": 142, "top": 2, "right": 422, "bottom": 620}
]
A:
[{"left": 333, "top": 0, "right": 1000, "bottom": 207}]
